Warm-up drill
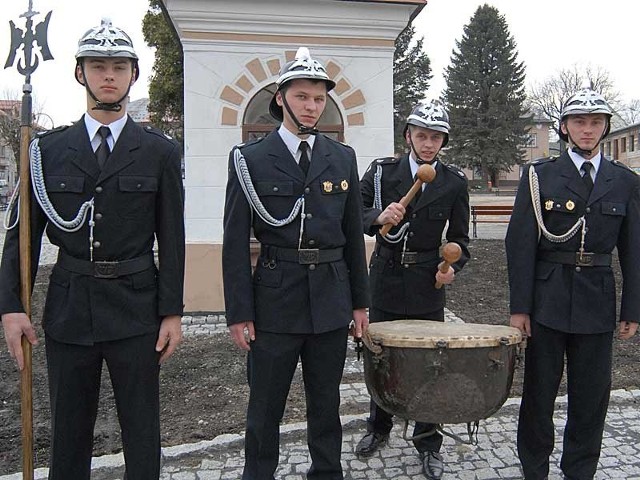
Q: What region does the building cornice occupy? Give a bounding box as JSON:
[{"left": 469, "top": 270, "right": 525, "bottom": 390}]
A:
[{"left": 163, "top": 0, "right": 423, "bottom": 45}]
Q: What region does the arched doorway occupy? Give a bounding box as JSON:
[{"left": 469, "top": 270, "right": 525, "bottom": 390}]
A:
[{"left": 242, "top": 84, "right": 344, "bottom": 141}]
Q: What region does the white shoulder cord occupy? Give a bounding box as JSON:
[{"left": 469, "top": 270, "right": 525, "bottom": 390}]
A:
[
  {"left": 233, "top": 147, "right": 308, "bottom": 248},
  {"left": 5, "top": 138, "right": 97, "bottom": 259},
  {"left": 374, "top": 164, "right": 409, "bottom": 243},
  {"left": 528, "top": 164, "right": 586, "bottom": 244},
  {"left": 2, "top": 179, "right": 20, "bottom": 230}
]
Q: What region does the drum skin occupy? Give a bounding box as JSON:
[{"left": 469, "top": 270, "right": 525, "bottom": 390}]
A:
[{"left": 363, "top": 320, "right": 522, "bottom": 424}]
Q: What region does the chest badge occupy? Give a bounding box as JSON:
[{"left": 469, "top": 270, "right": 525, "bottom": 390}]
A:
[
  {"left": 545, "top": 199, "right": 554, "bottom": 211},
  {"left": 323, "top": 181, "right": 333, "bottom": 193},
  {"left": 340, "top": 179, "right": 349, "bottom": 191},
  {"left": 566, "top": 200, "right": 575, "bottom": 211}
]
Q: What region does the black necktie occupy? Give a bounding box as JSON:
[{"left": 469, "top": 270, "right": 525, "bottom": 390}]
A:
[
  {"left": 581, "top": 161, "right": 594, "bottom": 195},
  {"left": 96, "top": 126, "right": 111, "bottom": 169},
  {"left": 413, "top": 173, "right": 423, "bottom": 204},
  {"left": 299, "top": 141, "right": 310, "bottom": 176}
]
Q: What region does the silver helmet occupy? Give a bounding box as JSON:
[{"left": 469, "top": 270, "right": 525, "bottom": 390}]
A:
[
  {"left": 405, "top": 100, "right": 450, "bottom": 147},
  {"left": 269, "top": 47, "right": 336, "bottom": 122},
  {"left": 75, "top": 18, "right": 138, "bottom": 60},
  {"left": 559, "top": 88, "right": 613, "bottom": 142}
]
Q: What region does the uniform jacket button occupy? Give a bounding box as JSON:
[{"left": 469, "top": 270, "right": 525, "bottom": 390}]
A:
[
  {"left": 95, "top": 213, "right": 103, "bottom": 220},
  {"left": 305, "top": 187, "right": 311, "bottom": 194},
  {"left": 575, "top": 266, "right": 581, "bottom": 272},
  {"left": 93, "top": 241, "right": 101, "bottom": 248},
  {"left": 60, "top": 183, "right": 66, "bottom": 189},
  {"left": 306, "top": 213, "right": 313, "bottom": 219},
  {"left": 95, "top": 186, "right": 103, "bottom": 193},
  {"left": 136, "top": 183, "right": 142, "bottom": 189},
  {"left": 309, "top": 264, "right": 316, "bottom": 271},
  {"left": 273, "top": 186, "right": 279, "bottom": 192},
  {"left": 308, "top": 239, "right": 316, "bottom": 246},
  {"left": 586, "top": 207, "right": 591, "bottom": 213}
]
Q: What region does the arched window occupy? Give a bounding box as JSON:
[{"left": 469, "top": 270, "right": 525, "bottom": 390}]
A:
[{"left": 242, "top": 83, "right": 344, "bottom": 141}]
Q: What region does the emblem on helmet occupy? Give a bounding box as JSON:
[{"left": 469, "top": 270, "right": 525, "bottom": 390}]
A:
[
  {"left": 559, "top": 88, "right": 613, "bottom": 143},
  {"left": 561, "top": 89, "right": 612, "bottom": 120},
  {"left": 76, "top": 18, "right": 138, "bottom": 60},
  {"left": 406, "top": 100, "right": 450, "bottom": 135}
]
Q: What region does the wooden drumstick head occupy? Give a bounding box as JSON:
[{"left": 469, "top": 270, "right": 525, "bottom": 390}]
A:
[
  {"left": 435, "top": 242, "right": 462, "bottom": 289},
  {"left": 441, "top": 242, "right": 462, "bottom": 266},
  {"left": 416, "top": 163, "right": 436, "bottom": 184}
]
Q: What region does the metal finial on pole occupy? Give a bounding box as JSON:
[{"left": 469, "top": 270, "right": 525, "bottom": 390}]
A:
[{"left": 4, "top": 2, "right": 53, "bottom": 479}]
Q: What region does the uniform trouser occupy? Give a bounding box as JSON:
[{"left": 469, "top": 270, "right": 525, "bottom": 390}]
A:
[
  {"left": 45, "top": 332, "right": 161, "bottom": 480},
  {"left": 366, "top": 307, "right": 444, "bottom": 453},
  {"left": 242, "top": 328, "right": 348, "bottom": 480},
  {"left": 517, "top": 321, "right": 613, "bottom": 480}
]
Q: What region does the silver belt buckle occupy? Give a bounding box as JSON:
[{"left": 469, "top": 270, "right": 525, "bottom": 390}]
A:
[
  {"left": 575, "top": 252, "right": 593, "bottom": 267},
  {"left": 401, "top": 251, "right": 418, "bottom": 264},
  {"left": 298, "top": 249, "right": 320, "bottom": 265},
  {"left": 93, "top": 261, "right": 118, "bottom": 278}
]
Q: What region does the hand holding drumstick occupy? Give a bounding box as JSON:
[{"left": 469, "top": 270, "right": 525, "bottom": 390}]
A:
[
  {"left": 435, "top": 242, "right": 462, "bottom": 289},
  {"left": 379, "top": 164, "right": 436, "bottom": 236}
]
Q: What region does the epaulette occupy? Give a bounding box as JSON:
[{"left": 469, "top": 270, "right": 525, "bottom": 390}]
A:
[
  {"left": 611, "top": 159, "right": 634, "bottom": 172},
  {"left": 235, "top": 136, "right": 265, "bottom": 150},
  {"left": 143, "top": 125, "right": 175, "bottom": 143},
  {"left": 375, "top": 156, "right": 399, "bottom": 165},
  {"left": 444, "top": 163, "right": 467, "bottom": 179},
  {"left": 35, "top": 124, "right": 70, "bottom": 139},
  {"left": 531, "top": 155, "right": 557, "bottom": 165},
  {"left": 321, "top": 134, "right": 355, "bottom": 152}
]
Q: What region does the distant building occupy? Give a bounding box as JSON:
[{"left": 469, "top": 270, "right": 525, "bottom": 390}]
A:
[
  {"left": 602, "top": 122, "right": 640, "bottom": 174},
  {"left": 128, "top": 97, "right": 151, "bottom": 125},
  {"left": 460, "top": 113, "right": 555, "bottom": 189}
]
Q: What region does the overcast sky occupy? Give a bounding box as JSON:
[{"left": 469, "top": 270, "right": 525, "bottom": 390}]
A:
[{"left": 0, "top": 0, "right": 638, "bottom": 127}]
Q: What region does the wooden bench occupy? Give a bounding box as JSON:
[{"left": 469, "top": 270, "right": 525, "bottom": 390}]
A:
[{"left": 470, "top": 205, "right": 513, "bottom": 239}]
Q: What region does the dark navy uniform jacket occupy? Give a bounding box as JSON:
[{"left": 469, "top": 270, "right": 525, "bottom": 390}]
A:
[
  {"left": 360, "top": 154, "right": 470, "bottom": 316},
  {"left": 222, "top": 130, "right": 370, "bottom": 334},
  {"left": 0, "top": 117, "right": 185, "bottom": 345},
  {"left": 506, "top": 151, "right": 640, "bottom": 333}
]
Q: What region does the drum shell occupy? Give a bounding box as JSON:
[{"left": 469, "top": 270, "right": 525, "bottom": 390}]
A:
[{"left": 363, "top": 338, "right": 518, "bottom": 424}]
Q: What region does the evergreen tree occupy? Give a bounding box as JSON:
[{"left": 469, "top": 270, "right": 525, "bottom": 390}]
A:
[
  {"left": 443, "top": 5, "right": 528, "bottom": 186},
  {"left": 142, "top": 0, "right": 184, "bottom": 145},
  {"left": 394, "top": 26, "right": 431, "bottom": 153}
]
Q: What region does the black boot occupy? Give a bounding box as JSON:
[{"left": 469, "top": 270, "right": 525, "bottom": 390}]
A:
[
  {"left": 421, "top": 451, "right": 444, "bottom": 480},
  {"left": 355, "top": 432, "right": 389, "bottom": 458}
]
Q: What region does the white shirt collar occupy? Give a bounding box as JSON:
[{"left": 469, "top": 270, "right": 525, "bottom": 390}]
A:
[
  {"left": 84, "top": 113, "right": 128, "bottom": 152},
  {"left": 409, "top": 152, "right": 437, "bottom": 178},
  {"left": 567, "top": 148, "right": 601, "bottom": 178},
  {"left": 278, "top": 124, "right": 316, "bottom": 160}
]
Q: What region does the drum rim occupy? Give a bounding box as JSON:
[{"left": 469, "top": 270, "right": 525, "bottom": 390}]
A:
[{"left": 365, "top": 319, "right": 523, "bottom": 349}]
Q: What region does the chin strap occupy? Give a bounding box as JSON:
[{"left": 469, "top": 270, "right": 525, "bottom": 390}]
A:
[
  {"left": 281, "top": 95, "right": 320, "bottom": 136},
  {"left": 408, "top": 137, "right": 437, "bottom": 165},
  {"left": 80, "top": 63, "right": 132, "bottom": 112}
]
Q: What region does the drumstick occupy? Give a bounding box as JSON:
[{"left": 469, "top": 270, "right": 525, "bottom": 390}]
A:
[
  {"left": 435, "top": 242, "right": 462, "bottom": 289},
  {"left": 379, "top": 164, "right": 436, "bottom": 236}
]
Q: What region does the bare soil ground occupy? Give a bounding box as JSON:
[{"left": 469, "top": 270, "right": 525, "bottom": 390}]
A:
[{"left": 1, "top": 239, "right": 638, "bottom": 474}]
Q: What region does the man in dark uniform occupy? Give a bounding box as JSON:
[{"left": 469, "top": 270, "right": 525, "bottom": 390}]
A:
[
  {"left": 0, "top": 19, "right": 185, "bottom": 480},
  {"left": 357, "top": 100, "right": 470, "bottom": 479},
  {"left": 506, "top": 88, "right": 640, "bottom": 480},
  {"left": 222, "top": 47, "right": 370, "bottom": 480}
]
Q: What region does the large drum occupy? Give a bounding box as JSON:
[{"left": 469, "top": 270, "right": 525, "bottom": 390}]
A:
[{"left": 362, "top": 320, "right": 523, "bottom": 425}]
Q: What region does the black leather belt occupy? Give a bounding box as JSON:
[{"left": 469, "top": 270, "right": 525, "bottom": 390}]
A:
[
  {"left": 538, "top": 251, "right": 611, "bottom": 267},
  {"left": 374, "top": 244, "right": 439, "bottom": 265},
  {"left": 57, "top": 251, "right": 155, "bottom": 278},
  {"left": 261, "top": 246, "right": 344, "bottom": 265}
]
